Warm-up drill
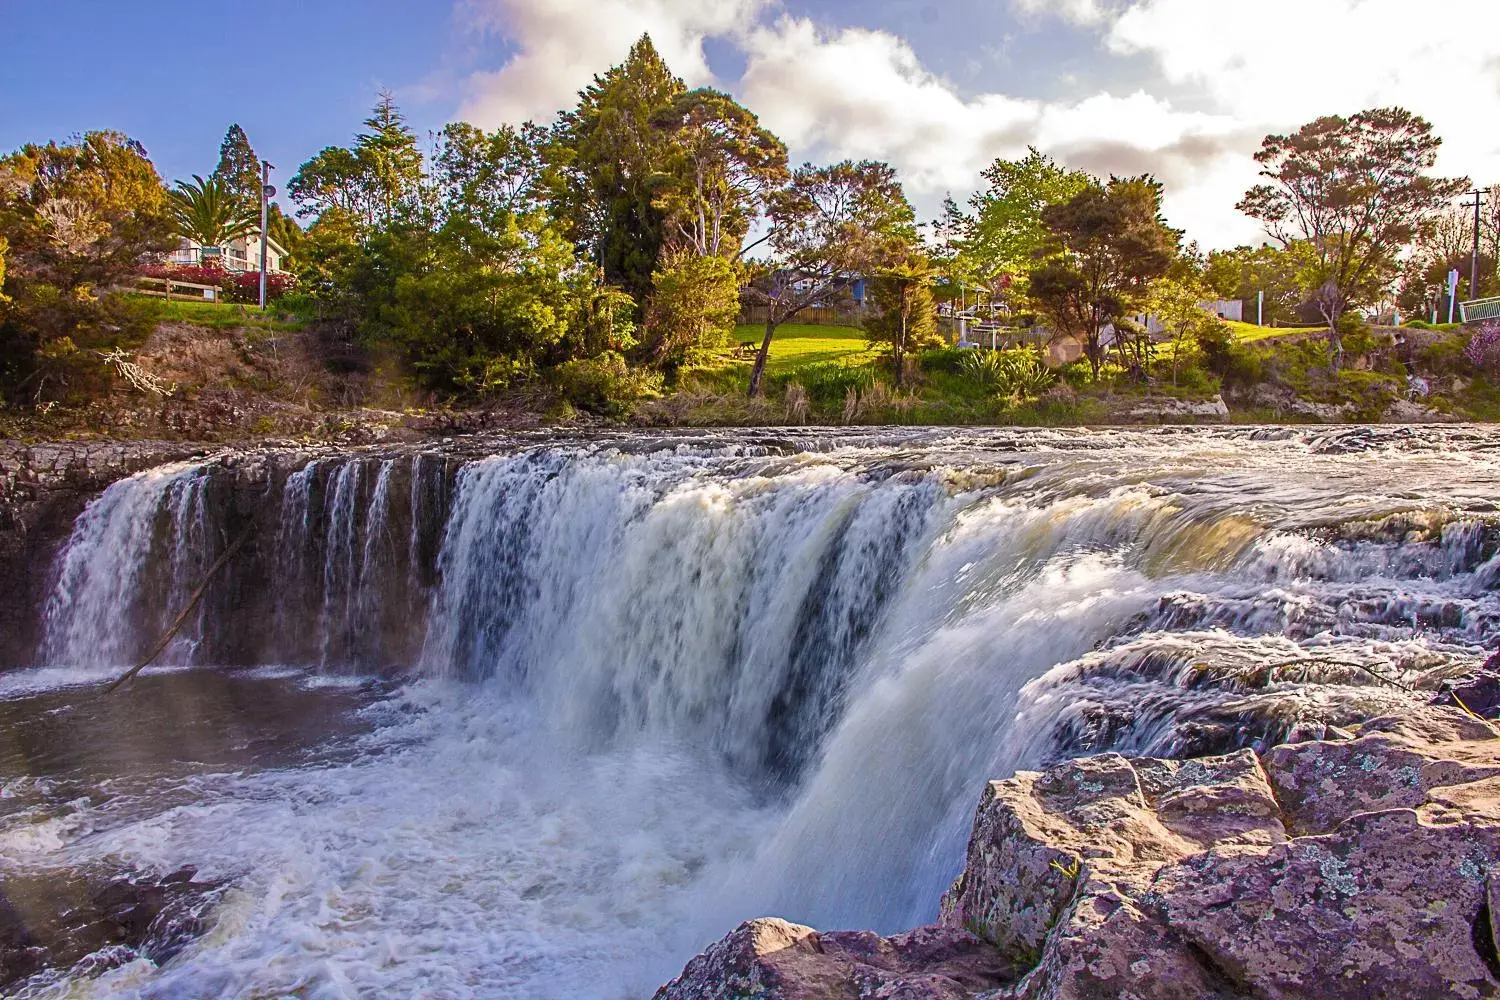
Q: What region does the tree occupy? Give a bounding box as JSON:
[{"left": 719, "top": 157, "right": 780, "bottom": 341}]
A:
[
  {"left": 1205, "top": 242, "right": 1316, "bottom": 326},
  {"left": 1147, "top": 275, "right": 1220, "bottom": 385},
  {"left": 434, "top": 121, "right": 550, "bottom": 225},
  {"left": 0, "top": 131, "right": 171, "bottom": 401},
  {"left": 552, "top": 34, "right": 685, "bottom": 306},
  {"left": 211, "top": 124, "right": 261, "bottom": 209},
  {"left": 289, "top": 92, "right": 424, "bottom": 230},
  {"left": 1028, "top": 175, "right": 1180, "bottom": 380},
  {"left": 1237, "top": 107, "right": 1466, "bottom": 365},
  {"left": 167, "top": 174, "right": 259, "bottom": 247},
  {"left": 866, "top": 250, "right": 938, "bottom": 388},
  {"left": 642, "top": 248, "right": 741, "bottom": 363},
  {"left": 742, "top": 160, "right": 916, "bottom": 396},
  {"left": 965, "top": 148, "right": 1094, "bottom": 284},
  {"left": 651, "top": 88, "right": 789, "bottom": 259}
]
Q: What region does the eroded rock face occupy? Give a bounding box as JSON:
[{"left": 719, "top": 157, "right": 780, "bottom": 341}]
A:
[
  {"left": 0, "top": 440, "right": 213, "bottom": 665},
  {"left": 662, "top": 706, "right": 1500, "bottom": 999},
  {"left": 652, "top": 919, "right": 1017, "bottom": 1000}
]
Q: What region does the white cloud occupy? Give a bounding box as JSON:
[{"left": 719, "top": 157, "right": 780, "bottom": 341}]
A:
[
  {"left": 457, "top": 0, "right": 764, "bottom": 126},
  {"left": 735, "top": 17, "right": 1255, "bottom": 244},
  {"left": 1103, "top": 0, "right": 1500, "bottom": 187},
  {"left": 454, "top": 0, "right": 1500, "bottom": 248}
]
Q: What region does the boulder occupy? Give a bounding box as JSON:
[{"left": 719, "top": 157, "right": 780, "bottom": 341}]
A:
[{"left": 661, "top": 705, "right": 1500, "bottom": 999}]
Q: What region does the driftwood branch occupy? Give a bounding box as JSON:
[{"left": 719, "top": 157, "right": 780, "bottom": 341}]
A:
[{"left": 105, "top": 520, "right": 255, "bottom": 694}]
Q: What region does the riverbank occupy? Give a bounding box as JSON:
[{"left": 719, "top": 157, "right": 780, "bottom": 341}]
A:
[{"left": 4, "top": 312, "right": 1495, "bottom": 443}]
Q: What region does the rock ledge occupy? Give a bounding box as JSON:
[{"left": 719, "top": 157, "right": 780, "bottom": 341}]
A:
[{"left": 656, "top": 705, "right": 1500, "bottom": 999}]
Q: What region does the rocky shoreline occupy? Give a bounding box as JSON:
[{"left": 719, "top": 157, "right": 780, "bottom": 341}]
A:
[{"left": 657, "top": 691, "right": 1500, "bottom": 999}]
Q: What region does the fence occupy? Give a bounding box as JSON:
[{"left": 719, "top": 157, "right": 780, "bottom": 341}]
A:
[
  {"left": 132, "top": 276, "right": 221, "bottom": 302},
  {"left": 739, "top": 305, "right": 868, "bottom": 328}
]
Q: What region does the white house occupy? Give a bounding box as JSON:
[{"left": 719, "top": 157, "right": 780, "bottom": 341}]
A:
[{"left": 169, "top": 231, "right": 288, "bottom": 274}]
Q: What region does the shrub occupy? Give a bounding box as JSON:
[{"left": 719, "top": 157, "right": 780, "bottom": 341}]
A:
[
  {"left": 1464, "top": 321, "right": 1500, "bottom": 377},
  {"left": 1197, "top": 322, "right": 1264, "bottom": 387},
  {"left": 919, "top": 347, "right": 970, "bottom": 374},
  {"left": 960, "top": 348, "right": 1055, "bottom": 398},
  {"left": 549, "top": 351, "right": 663, "bottom": 417},
  {"left": 137, "top": 263, "right": 298, "bottom": 304}
]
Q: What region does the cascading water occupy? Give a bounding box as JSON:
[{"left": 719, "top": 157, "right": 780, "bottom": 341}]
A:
[{"left": 8, "top": 426, "right": 1499, "bottom": 997}]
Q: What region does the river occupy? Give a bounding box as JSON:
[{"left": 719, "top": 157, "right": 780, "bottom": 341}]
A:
[{"left": 4, "top": 425, "right": 1498, "bottom": 997}]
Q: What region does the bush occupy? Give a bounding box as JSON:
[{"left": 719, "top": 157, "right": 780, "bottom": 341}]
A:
[
  {"left": 1197, "top": 322, "right": 1264, "bottom": 387},
  {"left": 1464, "top": 321, "right": 1500, "bottom": 377},
  {"left": 960, "top": 348, "right": 1055, "bottom": 398},
  {"left": 919, "top": 347, "right": 970, "bottom": 374},
  {"left": 137, "top": 263, "right": 298, "bottom": 304},
  {"left": 549, "top": 351, "right": 663, "bottom": 417}
]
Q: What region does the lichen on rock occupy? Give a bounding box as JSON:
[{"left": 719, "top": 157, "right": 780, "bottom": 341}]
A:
[{"left": 657, "top": 705, "right": 1500, "bottom": 999}]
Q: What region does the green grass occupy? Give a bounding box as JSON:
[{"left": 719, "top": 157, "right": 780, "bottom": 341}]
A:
[
  {"left": 122, "top": 293, "right": 306, "bottom": 332},
  {"left": 1224, "top": 320, "right": 1323, "bottom": 343},
  {"left": 731, "top": 323, "right": 879, "bottom": 376}
]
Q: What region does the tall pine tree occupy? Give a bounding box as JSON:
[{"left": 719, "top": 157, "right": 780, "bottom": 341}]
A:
[
  {"left": 212, "top": 124, "right": 262, "bottom": 210},
  {"left": 554, "top": 34, "right": 685, "bottom": 308}
]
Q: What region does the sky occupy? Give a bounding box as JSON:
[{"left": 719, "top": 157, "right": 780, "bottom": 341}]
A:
[{"left": 3, "top": 0, "right": 1499, "bottom": 249}]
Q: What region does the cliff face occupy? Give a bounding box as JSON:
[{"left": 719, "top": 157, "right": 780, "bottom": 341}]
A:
[
  {"left": 0, "top": 440, "right": 214, "bottom": 665},
  {"left": 657, "top": 700, "right": 1500, "bottom": 999}
]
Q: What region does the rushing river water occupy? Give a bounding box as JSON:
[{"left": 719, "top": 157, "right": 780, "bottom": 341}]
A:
[{"left": 5, "top": 425, "right": 1500, "bottom": 997}]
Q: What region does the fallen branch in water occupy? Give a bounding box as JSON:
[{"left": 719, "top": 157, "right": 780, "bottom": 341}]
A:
[
  {"left": 105, "top": 520, "right": 255, "bottom": 694},
  {"left": 1263, "top": 654, "right": 1497, "bottom": 732}
]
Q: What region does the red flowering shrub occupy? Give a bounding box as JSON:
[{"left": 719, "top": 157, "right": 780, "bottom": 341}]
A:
[
  {"left": 135, "top": 263, "right": 297, "bottom": 304},
  {"left": 228, "top": 269, "right": 298, "bottom": 304}
]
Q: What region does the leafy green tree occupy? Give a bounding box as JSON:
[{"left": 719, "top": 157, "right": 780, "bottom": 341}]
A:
[
  {"left": 435, "top": 121, "right": 550, "bottom": 223},
  {"left": 643, "top": 248, "right": 741, "bottom": 363},
  {"left": 1028, "top": 175, "right": 1180, "bottom": 379},
  {"left": 1205, "top": 242, "right": 1315, "bottom": 326},
  {"left": 866, "top": 250, "right": 938, "bottom": 387},
  {"left": 167, "top": 174, "right": 259, "bottom": 247},
  {"left": 1238, "top": 107, "right": 1466, "bottom": 364},
  {"left": 965, "top": 148, "right": 1094, "bottom": 284},
  {"left": 552, "top": 34, "right": 685, "bottom": 306},
  {"left": 1147, "top": 274, "right": 1221, "bottom": 385},
  {"left": 0, "top": 131, "right": 171, "bottom": 401},
  {"left": 289, "top": 92, "right": 425, "bottom": 230},
  {"left": 651, "top": 88, "right": 788, "bottom": 258},
  {"left": 743, "top": 160, "right": 917, "bottom": 396},
  {"left": 211, "top": 124, "right": 262, "bottom": 209}
]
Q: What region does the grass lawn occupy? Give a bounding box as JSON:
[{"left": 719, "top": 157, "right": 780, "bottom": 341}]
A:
[
  {"left": 1225, "top": 319, "right": 1322, "bottom": 343},
  {"left": 123, "top": 294, "right": 306, "bottom": 332},
  {"left": 732, "top": 323, "right": 879, "bottom": 377}
]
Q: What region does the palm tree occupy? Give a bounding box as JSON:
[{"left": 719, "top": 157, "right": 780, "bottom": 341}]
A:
[{"left": 167, "top": 175, "right": 259, "bottom": 249}]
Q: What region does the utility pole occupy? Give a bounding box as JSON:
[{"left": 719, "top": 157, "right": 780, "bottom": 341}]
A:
[
  {"left": 1465, "top": 189, "right": 1487, "bottom": 302},
  {"left": 258, "top": 161, "right": 275, "bottom": 310}
]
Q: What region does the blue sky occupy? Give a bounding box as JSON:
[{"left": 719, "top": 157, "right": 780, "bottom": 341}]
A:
[{"left": 3, "top": 0, "right": 1496, "bottom": 246}]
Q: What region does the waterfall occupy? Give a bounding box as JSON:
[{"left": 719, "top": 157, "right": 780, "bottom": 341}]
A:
[
  {"left": 28, "top": 428, "right": 1499, "bottom": 992},
  {"left": 41, "top": 462, "right": 212, "bottom": 669}
]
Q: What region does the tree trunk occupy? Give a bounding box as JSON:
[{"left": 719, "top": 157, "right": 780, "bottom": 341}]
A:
[
  {"left": 748, "top": 317, "right": 777, "bottom": 397},
  {"left": 894, "top": 296, "right": 908, "bottom": 388}
]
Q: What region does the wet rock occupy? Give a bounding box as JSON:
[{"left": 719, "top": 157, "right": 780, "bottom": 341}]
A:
[
  {"left": 0, "top": 865, "right": 225, "bottom": 989},
  {"left": 1434, "top": 651, "right": 1500, "bottom": 719},
  {"left": 943, "top": 706, "right": 1500, "bottom": 999},
  {"left": 652, "top": 918, "right": 1016, "bottom": 1000},
  {"left": 662, "top": 705, "right": 1500, "bottom": 999},
  {"left": 1119, "top": 395, "right": 1230, "bottom": 423}
]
